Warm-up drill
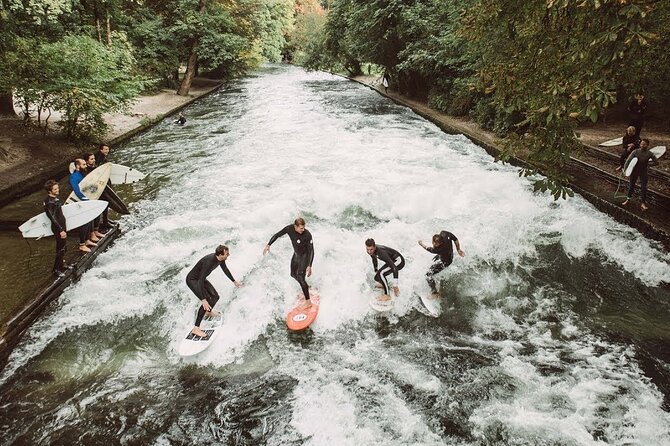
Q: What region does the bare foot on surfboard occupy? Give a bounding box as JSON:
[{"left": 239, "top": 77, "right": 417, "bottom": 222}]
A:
[
  {"left": 191, "top": 327, "right": 209, "bottom": 338},
  {"left": 374, "top": 282, "right": 384, "bottom": 289},
  {"left": 298, "top": 300, "right": 313, "bottom": 310},
  {"left": 428, "top": 292, "right": 440, "bottom": 300},
  {"left": 377, "top": 294, "right": 392, "bottom": 301}
]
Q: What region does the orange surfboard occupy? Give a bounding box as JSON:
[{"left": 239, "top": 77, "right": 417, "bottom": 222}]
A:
[{"left": 286, "top": 292, "right": 320, "bottom": 331}]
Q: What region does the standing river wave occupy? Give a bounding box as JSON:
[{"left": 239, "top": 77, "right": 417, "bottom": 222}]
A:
[{"left": 0, "top": 65, "right": 669, "bottom": 445}]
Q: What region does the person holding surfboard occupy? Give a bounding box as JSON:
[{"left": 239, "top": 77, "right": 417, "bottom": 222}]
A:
[
  {"left": 69, "top": 158, "right": 100, "bottom": 253},
  {"left": 622, "top": 138, "right": 658, "bottom": 211},
  {"left": 418, "top": 231, "right": 465, "bottom": 299},
  {"left": 365, "top": 238, "right": 404, "bottom": 301},
  {"left": 616, "top": 126, "right": 640, "bottom": 172},
  {"left": 186, "top": 245, "right": 242, "bottom": 338},
  {"left": 264, "top": 217, "right": 315, "bottom": 309},
  {"left": 44, "top": 180, "right": 69, "bottom": 277}
]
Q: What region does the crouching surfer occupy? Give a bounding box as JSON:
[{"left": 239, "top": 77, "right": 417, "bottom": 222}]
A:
[
  {"left": 418, "top": 230, "right": 464, "bottom": 299},
  {"left": 365, "top": 238, "right": 404, "bottom": 301},
  {"left": 186, "top": 245, "right": 242, "bottom": 338}
]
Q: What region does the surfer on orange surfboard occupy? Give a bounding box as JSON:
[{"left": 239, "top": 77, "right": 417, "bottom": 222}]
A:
[{"left": 264, "top": 217, "right": 315, "bottom": 309}]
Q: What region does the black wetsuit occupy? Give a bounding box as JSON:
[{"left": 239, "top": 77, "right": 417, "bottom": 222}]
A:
[
  {"left": 626, "top": 149, "right": 658, "bottom": 203},
  {"left": 186, "top": 253, "right": 236, "bottom": 326},
  {"left": 267, "top": 225, "right": 314, "bottom": 300},
  {"left": 619, "top": 134, "right": 640, "bottom": 169},
  {"left": 369, "top": 245, "right": 405, "bottom": 295},
  {"left": 175, "top": 116, "right": 186, "bottom": 125},
  {"left": 423, "top": 231, "right": 458, "bottom": 294},
  {"left": 628, "top": 99, "right": 647, "bottom": 137},
  {"left": 94, "top": 151, "right": 108, "bottom": 166},
  {"left": 44, "top": 195, "right": 67, "bottom": 272}
]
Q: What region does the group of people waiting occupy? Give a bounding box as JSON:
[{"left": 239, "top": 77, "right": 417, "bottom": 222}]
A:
[
  {"left": 614, "top": 93, "right": 659, "bottom": 211},
  {"left": 43, "top": 144, "right": 116, "bottom": 278},
  {"left": 185, "top": 218, "right": 464, "bottom": 338}
]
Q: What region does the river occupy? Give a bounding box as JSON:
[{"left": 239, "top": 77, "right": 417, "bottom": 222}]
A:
[{"left": 0, "top": 65, "right": 669, "bottom": 445}]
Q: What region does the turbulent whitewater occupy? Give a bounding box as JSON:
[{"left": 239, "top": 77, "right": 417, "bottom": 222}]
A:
[{"left": 1, "top": 65, "right": 669, "bottom": 445}]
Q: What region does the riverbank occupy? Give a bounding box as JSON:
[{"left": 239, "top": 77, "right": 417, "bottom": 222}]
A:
[
  {"left": 352, "top": 75, "right": 670, "bottom": 251},
  {"left": 0, "top": 78, "right": 222, "bottom": 208},
  {"left": 0, "top": 79, "right": 222, "bottom": 362}
]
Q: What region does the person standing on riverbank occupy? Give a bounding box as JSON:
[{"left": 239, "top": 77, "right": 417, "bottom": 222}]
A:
[
  {"left": 264, "top": 217, "right": 314, "bottom": 309},
  {"left": 44, "top": 180, "right": 68, "bottom": 277},
  {"left": 366, "top": 238, "right": 404, "bottom": 300},
  {"left": 69, "top": 158, "right": 99, "bottom": 253},
  {"left": 622, "top": 138, "right": 658, "bottom": 211},
  {"left": 418, "top": 231, "right": 465, "bottom": 298},
  {"left": 628, "top": 93, "right": 647, "bottom": 138},
  {"left": 186, "top": 245, "right": 242, "bottom": 338}
]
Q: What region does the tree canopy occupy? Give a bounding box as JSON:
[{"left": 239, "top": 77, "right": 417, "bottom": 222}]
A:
[{"left": 296, "top": 0, "right": 670, "bottom": 197}]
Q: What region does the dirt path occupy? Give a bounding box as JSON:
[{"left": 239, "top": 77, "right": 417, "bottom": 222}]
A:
[{"left": 0, "top": 79, "right": 221, "bottom": 206}]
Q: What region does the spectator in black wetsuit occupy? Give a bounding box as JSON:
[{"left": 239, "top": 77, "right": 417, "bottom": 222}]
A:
[
  {"left": 186, "top": 245, "right": 242, "bottom": 338},
  {"left": 264, "top": 217, "right": 314, "bottom": 309},
  {"left": 83, "top": 152, "right": 112, "bottom": 233},
  {"left": 628, "top": 93, "right": 647, "bottom": 138},
  {"left": 622, "top": 138, "right": 658, "bottom": 211},
  {"left": 418, "top": 231, "right": 465, "bottom": 298},
  {"left": 44, "top": 180, "right": 69, "bottom": 278},
  {"left": 174, "top": 112, "right": 186, "bottom": 125},
  {"left": 365, "top": 238, "right": 404, "bottom": 301},
  {"left": 616, "top": 126, "right": 640, "bottom": 172}
]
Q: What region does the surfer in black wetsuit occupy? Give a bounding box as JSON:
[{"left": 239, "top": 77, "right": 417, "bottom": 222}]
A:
[
  {"left": 263, "top": 217, "right": 314, "bottom": 308},
  {"left": 186, "top": 245, "right": 242, "bottom": 338},
  {"left": 44, "top": 180, "right": 69, "bottom": 278},
  {"left": 419, "top": 231, "right": 465, "bottom": 298},
  {"left": 174, "top": 112, "right": 186, "bottom": 125},
  {"left": 365, "top": 238, "right": 404, "bottom": 300},
  {"left": 622, "top": 138, "right": 658, "bottom": 211}
]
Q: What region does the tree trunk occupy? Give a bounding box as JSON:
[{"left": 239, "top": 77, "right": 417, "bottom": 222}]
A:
[
  {"left": 0, "top": 92, "right": 15, "bottom": 115},
  {"left": 96, "top": 18, "right": 103, "bottom": 43},
  {"left": 106, "top": 11, "right": 111, "bottom": 46},
  {"left": 177, "top": 0, "right": 207, "bottom": 96}
]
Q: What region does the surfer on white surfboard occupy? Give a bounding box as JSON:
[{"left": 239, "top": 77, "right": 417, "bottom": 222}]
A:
[
  {"left": 263, "top": 217, "right": 314, "bottom": 309},
  {"left": 418, "top": 231, "right": 464, "bottom": 299},
  {"left": 186, "top": 245, "right": 242, "bottom": 338},
  {"left": 365, "top": 238, "right": 404, "bottom": 301},
  {"left": 622, "top": 138, "right": 658, "bottom": 211}
]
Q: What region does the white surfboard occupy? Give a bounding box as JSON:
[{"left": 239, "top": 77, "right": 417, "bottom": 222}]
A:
[
  {"left": 65, "top": 162, "right": 113, "bottom": 203},
  {"left": 178, "top": 314, "right": 223, "bottom": 357},
  {"left": 599, "top": 137, "right": 623, "bottom": 147},
  {"left": 19, "top": 200, "right": 108, "bottom": 238},
  {"left": 369, "top": 295, "right": 394, "bottom": 312},
  {"left": 650, "top": 146, "right": 666, "bottom": 159},
  {"left": 418, "top": 294, "right": 441, "bottom": 317},
  {"left": 110, "top": 163, "right": 146, "bottom": 185},
  {"left": 624, "top": 158, "right": 638, "bottom": 177}
]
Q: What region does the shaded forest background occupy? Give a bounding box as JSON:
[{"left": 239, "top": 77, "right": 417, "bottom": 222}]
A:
[{"left": 1, "top": 0, "right": 668, "bottom": 193}]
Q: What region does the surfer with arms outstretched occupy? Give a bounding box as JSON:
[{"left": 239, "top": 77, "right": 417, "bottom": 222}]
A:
[
  {"left": 264, "top": 217, "right": 314, "bottom": 309},
  {"left": 186, "top": 245, "right": 242, "bottom": 338},
  {"left": 418, "top": 230, "right": 464, "bottom": 299},
  {"left": 366, "top": 238, "right": 404, "bottom": 301}
]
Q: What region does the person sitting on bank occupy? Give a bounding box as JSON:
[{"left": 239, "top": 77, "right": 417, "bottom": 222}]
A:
[
  {"left": 44, "top": 180, "right": 70, "bottom": 278},
  {"left": 69, "top": 158, "right": 101, "bottom": 253},
  {"left": 616, "top": 126, "right": 640, "bottom": 172},
  {"left": 622, "top": 138, "right": 658, "bottom": 211},
  {"left": 174, "top": 112, "right": 186, "bottom": 125}
]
